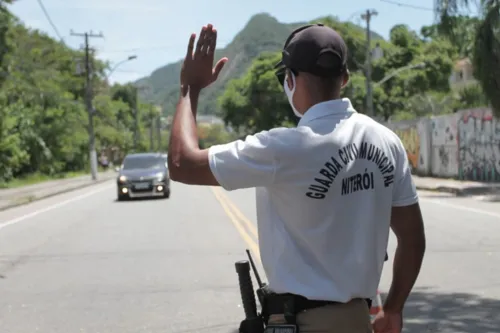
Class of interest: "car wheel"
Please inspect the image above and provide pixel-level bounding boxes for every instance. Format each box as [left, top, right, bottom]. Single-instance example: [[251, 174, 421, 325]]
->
[[117, 192, 128, 201], [163, 188, 170, 199]]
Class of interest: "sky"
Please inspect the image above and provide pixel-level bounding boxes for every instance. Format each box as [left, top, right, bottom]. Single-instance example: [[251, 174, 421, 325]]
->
[[10, 0, 438, 84]]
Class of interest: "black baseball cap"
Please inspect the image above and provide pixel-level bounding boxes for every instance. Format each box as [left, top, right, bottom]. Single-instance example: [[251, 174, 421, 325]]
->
[[275, 23, 348, 85]]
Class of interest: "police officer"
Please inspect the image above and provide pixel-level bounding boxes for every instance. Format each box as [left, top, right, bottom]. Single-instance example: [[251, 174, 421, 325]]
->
[[168, 23, 426, 333]]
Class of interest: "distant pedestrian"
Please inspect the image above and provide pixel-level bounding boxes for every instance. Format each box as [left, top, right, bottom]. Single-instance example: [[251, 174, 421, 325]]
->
[[99, 155, 109, 170]]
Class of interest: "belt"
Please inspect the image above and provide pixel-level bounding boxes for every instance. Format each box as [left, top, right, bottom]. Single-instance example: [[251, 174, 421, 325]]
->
[[264, 293, 372, 316]]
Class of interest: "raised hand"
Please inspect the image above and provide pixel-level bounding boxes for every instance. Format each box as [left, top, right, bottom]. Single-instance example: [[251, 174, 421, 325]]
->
[[180, 24, 228, 90]]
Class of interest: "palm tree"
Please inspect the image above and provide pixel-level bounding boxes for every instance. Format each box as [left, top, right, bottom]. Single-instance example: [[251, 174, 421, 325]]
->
[[434, 0, 500, 114]]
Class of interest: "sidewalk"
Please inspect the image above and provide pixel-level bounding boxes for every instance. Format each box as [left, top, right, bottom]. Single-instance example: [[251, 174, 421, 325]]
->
[[413, 175, 500, 196], [0, 171, 116, 211]]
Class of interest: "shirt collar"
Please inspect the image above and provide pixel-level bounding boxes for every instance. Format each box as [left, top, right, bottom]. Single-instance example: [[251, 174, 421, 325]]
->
[[298, 98, 357, 126]]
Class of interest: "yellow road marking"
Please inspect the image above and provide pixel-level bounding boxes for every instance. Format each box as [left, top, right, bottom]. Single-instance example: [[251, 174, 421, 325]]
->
[[210, 187, 261, 261], [213, 187, 258, 238]]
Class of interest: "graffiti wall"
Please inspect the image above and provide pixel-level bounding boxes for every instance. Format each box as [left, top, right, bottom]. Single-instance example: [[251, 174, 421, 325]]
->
[[457, 109, 500, 181], [384, 107, 500, 182], [386, 120, 430, 175], [394, 126, 420, 170], [430, 115, 459, 177]]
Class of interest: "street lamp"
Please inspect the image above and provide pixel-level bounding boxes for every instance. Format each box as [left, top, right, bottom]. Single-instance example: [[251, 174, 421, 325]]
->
[[366, 62, 425, 118], [106, 55, 138, 80], [374, 62, 426, 87]]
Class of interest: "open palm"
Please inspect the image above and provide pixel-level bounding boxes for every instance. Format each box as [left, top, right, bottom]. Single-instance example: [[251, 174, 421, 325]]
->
[[180, 24, 228, 90]]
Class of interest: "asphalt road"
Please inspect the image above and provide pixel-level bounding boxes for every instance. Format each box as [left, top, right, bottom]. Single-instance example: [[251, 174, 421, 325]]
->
[[0, 181, 499, 333]]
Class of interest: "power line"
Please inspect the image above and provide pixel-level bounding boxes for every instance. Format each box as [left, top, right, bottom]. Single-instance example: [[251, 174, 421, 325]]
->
[[379, 0, 433, 11], [380, 0, 478, 16], [36, 0, 65, 42]]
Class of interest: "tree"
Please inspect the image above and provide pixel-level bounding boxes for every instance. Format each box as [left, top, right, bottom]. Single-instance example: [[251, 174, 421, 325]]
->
[[434, 0, 500, 114], [219, 52, 296, 134], [421, 15, 480, 58], [198, 123, 237, 148], [0, 6, 158, 183], [220, 20, 457, 130], [369, 24, 455, 120], [219, 16, 380, 133]]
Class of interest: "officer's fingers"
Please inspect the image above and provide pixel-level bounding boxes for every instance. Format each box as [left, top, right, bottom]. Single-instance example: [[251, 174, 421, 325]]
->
[[372, 317, 391, 333], [186, 33, 196, 57], [195, 26, 207, 55], [212, 57, 228, 80], [207, 27, 217, 56], [201, 24, 214, 55]]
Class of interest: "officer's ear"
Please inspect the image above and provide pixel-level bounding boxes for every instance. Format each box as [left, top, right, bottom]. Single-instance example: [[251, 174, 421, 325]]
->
[[341, 69, 350, 89], [285, 69, 294, 90]]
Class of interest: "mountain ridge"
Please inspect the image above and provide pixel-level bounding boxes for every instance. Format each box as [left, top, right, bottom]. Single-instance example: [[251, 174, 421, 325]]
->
[[135, 13, 384, 115]]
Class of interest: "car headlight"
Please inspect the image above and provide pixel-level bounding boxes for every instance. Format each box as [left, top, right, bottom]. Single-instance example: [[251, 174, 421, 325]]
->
[[155, 172, 165, 181], [118, 175, 127, 183]]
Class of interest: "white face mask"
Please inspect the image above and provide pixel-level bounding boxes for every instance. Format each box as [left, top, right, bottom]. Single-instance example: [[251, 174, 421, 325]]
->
[[284, 72, 302, 118]]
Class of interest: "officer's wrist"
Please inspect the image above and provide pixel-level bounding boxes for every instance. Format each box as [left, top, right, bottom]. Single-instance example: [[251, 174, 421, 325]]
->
[[383, 299, 404, 313]]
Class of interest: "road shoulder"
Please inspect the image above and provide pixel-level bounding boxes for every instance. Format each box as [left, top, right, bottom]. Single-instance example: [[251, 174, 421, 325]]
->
[[0, 172, 116, 211]]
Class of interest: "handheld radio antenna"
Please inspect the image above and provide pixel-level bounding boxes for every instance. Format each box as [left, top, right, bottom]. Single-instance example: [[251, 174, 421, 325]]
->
[[246, 249, 264, 288]]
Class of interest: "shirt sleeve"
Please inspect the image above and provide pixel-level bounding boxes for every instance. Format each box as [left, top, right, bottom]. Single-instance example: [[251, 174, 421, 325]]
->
[[392, 142, 419, 207], [208, 131, 277, 191]]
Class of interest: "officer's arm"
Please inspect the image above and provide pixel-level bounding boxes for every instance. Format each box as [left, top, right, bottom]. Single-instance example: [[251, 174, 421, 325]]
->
[[167, 85, 218, 186], [168, 86, 277, 189], [384, 145, 426, 313], [385, 203, 425, 313]]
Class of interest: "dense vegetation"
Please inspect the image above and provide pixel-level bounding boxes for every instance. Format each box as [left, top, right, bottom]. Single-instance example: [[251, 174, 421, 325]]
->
[[218, 15, 489, 134], [0, 5, 167, 184], [434, 0, 500, 115]]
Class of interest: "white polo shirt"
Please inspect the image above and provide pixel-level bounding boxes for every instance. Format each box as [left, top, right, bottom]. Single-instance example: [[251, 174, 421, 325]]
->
[[208, 98, 418, 302]]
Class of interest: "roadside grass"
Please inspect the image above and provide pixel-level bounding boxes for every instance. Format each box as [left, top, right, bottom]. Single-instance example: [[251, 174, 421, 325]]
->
[[0, 169, 109, 189]]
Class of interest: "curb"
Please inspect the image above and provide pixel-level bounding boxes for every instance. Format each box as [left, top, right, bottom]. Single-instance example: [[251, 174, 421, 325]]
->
[[416, 185, 463, 195], [416, 185, 500, 197], [0, 176, 115, 212]]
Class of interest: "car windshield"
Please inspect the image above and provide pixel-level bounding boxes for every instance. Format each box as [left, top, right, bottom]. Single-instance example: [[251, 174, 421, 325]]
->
[[122, 156, 163, 170]]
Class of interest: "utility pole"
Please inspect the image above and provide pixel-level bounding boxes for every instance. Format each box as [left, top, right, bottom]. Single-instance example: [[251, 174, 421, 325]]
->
[[361, 9, 377, 118], [149, 105, 154, 151], [156, 110, 162, 153], [133, 85, 150, 152], [133, 86, 139, 151], [71, 30, 104, 181]]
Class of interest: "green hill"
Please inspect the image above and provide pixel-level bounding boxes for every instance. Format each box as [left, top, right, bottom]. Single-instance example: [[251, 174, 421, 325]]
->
[[135, 13, 383, 116]]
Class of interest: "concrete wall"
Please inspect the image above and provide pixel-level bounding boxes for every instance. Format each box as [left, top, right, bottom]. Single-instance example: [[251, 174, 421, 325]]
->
[[384, 107, 500, 182]]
